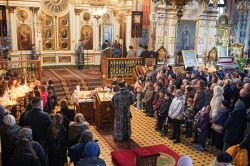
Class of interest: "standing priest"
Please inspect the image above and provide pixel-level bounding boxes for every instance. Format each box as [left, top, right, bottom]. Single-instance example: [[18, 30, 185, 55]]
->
[[75, 40, 84, 70], [112, 81, 135, 141]]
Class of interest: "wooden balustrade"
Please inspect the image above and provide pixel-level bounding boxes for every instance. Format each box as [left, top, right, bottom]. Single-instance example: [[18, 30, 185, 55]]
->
[[0, 60, 42, 82], [101, 57, 143, 83]]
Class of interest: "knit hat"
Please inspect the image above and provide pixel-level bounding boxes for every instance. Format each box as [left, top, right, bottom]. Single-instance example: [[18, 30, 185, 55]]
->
[[217, 152, 233, 163], [19, 128, 33, 141], [222, 100, 230, 108], [48, 80, 54, 85], [0, 105, 6, 116], [186, 86, 193, 93], [3, 115, 15, 126], [84, 141, 100, 157], [177, 155, 193, 166]]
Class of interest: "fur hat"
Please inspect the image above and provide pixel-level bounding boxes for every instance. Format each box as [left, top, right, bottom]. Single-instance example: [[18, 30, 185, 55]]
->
[[217, 152, 233, 163], [3, 115, 15, 126], [222, 100, 230, 108]]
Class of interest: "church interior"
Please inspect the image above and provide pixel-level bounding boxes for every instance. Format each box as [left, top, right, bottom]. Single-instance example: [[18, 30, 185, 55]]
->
[[0, 0, 250, 166]]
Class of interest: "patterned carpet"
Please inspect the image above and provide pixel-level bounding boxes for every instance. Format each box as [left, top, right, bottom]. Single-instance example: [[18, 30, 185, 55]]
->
[[63, 105, 217, 166]]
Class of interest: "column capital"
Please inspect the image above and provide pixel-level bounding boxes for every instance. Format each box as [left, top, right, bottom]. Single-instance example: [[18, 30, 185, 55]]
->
[[30, 7, 40, 14], [8, 7, 16, 13], [74, 9, 81, 15]]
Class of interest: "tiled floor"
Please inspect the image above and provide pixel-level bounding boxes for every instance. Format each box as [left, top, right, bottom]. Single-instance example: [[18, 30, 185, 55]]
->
[[62, 105, 217, 166]]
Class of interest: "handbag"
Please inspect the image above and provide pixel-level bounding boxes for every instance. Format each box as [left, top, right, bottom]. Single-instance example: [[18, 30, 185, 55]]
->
[[211, 123, 223, 134]]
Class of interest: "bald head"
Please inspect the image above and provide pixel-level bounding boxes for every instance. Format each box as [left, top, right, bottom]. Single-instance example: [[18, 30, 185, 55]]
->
[[240, 89, 247, 98], [244, 83, 250, 91]]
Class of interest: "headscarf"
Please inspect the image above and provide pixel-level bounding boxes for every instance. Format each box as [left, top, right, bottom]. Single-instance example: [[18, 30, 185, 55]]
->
[[177, 155, 193, 166]]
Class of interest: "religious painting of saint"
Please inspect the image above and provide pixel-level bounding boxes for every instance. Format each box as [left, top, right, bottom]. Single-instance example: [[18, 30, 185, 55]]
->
[[83, 12, 91, 22], [62, 42, 68, 49], [46, 18, 52, 26], [176, 22, 196, 54], [81, 25, 93, 50], [61, 29, 67, 39], [45, 29, 52, 38], [102, 13, 110, 24], [17, 24, 32, 50], [18, 10, 28, 21], [134, 15, 141, 24], [61, 19, 67, 26], [137, 28, 148, 46], [218, 46, 228, 58], [182, 50, 198, 68], [46, 42, 52, 49]]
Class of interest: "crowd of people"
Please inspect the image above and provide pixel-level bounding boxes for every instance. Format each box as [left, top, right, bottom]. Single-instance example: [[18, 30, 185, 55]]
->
[[0, 77, 106, 166]]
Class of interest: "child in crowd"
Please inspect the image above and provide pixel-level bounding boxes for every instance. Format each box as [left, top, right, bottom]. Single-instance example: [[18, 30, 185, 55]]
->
[[183, 98, 195, 138], [154, 89, 165, 120], [185, 86, 194, 100], [143, 83, 155, 117], [193, 105, 211, 151], [157, 92, 172, 137]]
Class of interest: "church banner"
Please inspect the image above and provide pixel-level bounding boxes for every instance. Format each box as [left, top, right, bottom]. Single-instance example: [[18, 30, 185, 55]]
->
[[131, 11, 143, 38], [0, 6, 7, 37]]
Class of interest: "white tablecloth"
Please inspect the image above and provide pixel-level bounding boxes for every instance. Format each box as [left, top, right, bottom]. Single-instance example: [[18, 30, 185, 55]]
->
[[71, 93, 96, 109]]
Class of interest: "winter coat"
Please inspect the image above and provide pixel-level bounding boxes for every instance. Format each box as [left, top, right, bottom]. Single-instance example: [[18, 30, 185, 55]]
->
[[10, 154, 42, 166], [223, 85, 233, 103], [0, 125, 21, 165], [232, 87, 241, 107], [194, 90, 206, 109], [204, 90, 213, 107], [196, 109, 210, 137], [134, 81, 144, 93], [30, 140, 47, 166], [168, 95, 185, 120], [184, 105, 195, 122], [226, 144, 248, 166], [68, 121, 89, 147], [246, 91, 250, 109], [143, 88, 155, 103], [48, 86, 57, 98], [213, 107, 231, 126], [57, 107, 75, 130], [24, 108, 51, 142], [154, 97, 164, 111], [68, 143, 88, 166], [158, 98, 172, 117], [210, 86, 224, 119], [76, 156, 106, 166], [223, 100, 247, 145], [41, 92, 48, 109]]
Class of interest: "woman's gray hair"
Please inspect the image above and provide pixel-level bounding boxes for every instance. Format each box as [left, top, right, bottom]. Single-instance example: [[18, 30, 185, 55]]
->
[[217, 80, 224, 87]]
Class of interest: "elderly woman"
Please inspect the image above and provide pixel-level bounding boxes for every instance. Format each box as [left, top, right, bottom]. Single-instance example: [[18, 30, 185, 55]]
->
[[68, 113, 89, 148], [57, 99, 75, 130], [68, 129, 94, 166]]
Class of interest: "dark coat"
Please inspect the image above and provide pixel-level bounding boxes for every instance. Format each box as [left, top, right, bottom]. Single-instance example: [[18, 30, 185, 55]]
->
[[158, 98, 172, 117], [57, 108, 75, 130], [68, 143, 87, 165], [194, 90, 206, 109], [10, 153, 41, 166], [31, 141, 47, 166], [232, 87, 241, 107], [246, 91, 250, 109], [223, 100, 247, 145], [204, 90, 213, 107], [24, 108, 51, 142], [213, 107, 231, 126], [223, 85, 233, 103], [196, 111, 209, 137], [47, 86, 57, 98], [184, 105, 195, 122], [76, 157, 106, 166]]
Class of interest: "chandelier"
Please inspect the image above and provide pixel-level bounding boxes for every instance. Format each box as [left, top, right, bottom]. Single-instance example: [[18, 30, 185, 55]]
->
[[89, 7, 107, 25], [152, 0, 211, 24]]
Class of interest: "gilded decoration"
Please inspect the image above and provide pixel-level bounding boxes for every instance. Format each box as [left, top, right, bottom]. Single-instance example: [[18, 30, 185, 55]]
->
[[41, 0, 70, 15], [43, 57, 56, 63], [102, 13, 111, 24], [230, 43, 244, 59], [58, 13, 71, 50], [59, 56, 71, 63], [17, 24, 32, 50], [17, 9, 29, 21], [215, 14, 231, 47], [81, 25, 93, 50], [43, 15, 55, 50], [83, 12, 91, 22]]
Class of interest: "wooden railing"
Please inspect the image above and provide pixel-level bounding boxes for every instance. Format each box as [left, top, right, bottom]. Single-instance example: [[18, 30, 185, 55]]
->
[[0, 60, 42, 82], [101, 57, 143, 80]]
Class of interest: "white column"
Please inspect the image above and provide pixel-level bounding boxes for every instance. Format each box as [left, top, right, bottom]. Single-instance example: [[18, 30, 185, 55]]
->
[[126, 14, 132, 50], [9, 7, 17, 51], [75, 9, 81, 42]]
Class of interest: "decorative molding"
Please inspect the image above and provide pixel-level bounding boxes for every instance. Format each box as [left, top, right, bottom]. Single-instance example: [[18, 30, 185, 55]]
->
[[74, 9, 81, 15], [9, 7, 16, 13]]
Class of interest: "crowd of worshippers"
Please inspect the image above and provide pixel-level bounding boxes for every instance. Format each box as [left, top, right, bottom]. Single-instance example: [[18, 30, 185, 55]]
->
[[0, 80, 106, 166], [112, 65, 250, 157], [101, 39, 151, 58]]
